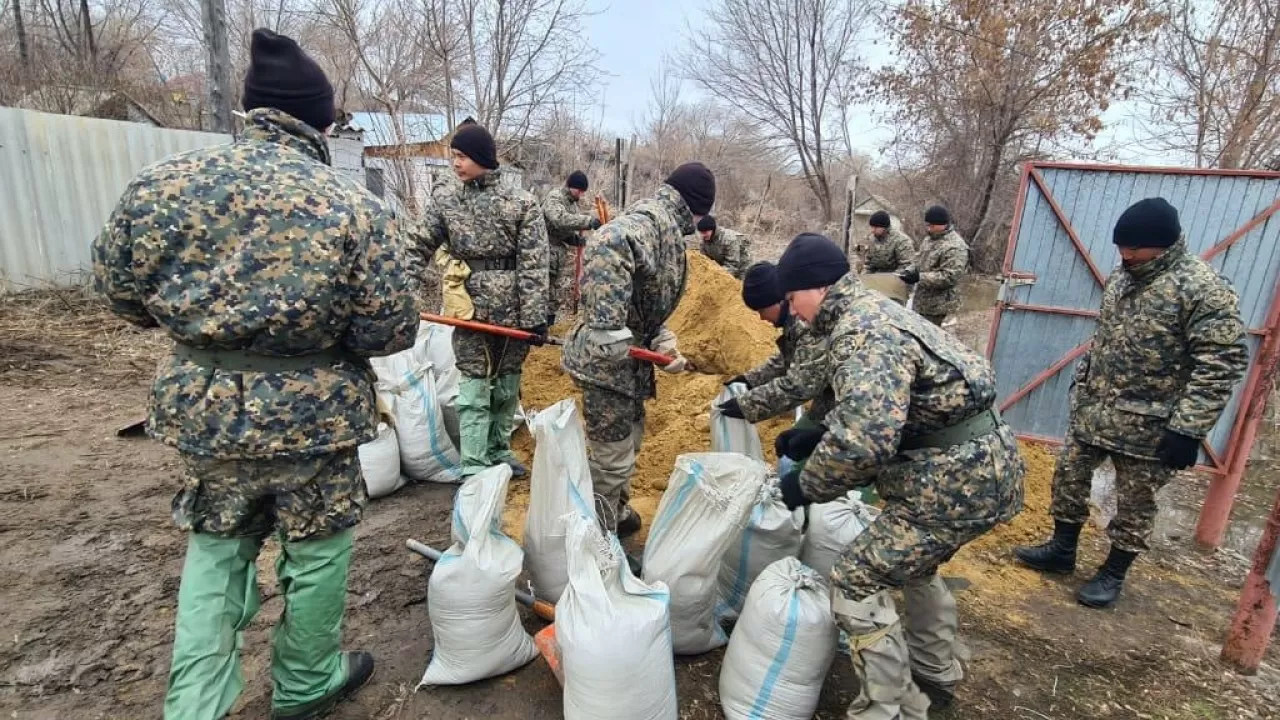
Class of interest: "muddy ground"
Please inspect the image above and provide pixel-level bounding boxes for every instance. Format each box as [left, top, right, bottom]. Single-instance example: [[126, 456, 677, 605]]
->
[[1, 287, 1278, 720]]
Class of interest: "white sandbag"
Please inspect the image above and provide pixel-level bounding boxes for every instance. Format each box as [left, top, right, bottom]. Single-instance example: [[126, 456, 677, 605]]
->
[[710, 383, 764, 461], [719, 557, 838, 720], [716, 479, 804, 621], [420, 465, 538, 686], [359, 421, 404, 498], [559, 514, 678, 720], [524, 400, 597, 602], [1089, 458, 1117, 529], [389, 367, 462, 484], [643, 453, 767, 654], [800, 492, 880, 581], [417, 321, 460, 407]]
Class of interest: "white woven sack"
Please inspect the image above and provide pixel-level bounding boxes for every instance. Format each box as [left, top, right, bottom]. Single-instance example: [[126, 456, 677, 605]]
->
[[710, 383, 764, 461], [420, 465, 538, 686], [524, 400, 596, 602], [720, 557, 838, 720], [386, 366, 462, 484], [800, 492, 880, 581], [559, 514, 678, 720], [359, 421, 404, 498], [716, 479, 804, 621], [642, 453, 767, 654], [416, 321, 460, 407]]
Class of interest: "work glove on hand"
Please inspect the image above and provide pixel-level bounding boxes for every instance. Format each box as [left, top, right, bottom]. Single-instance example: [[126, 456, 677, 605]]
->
[[660, 353, 689, 374], [589, 217, 603, 230], [777, 467, 810, 510], [1156, 430, 1200, 470], [898, 267, 921, 285], [724, 374, 750, 388], [523, 324, 549, 346], [649, 326, 679, 356], [776, 426, 827, 461], [717, 398, 745, 419]]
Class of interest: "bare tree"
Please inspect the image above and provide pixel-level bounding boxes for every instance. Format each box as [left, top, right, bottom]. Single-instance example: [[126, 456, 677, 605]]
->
[[12, 0, 31, 71], [1138, 0, 1280, 168], [201, 0, 232, 132], [414, 0, 462, 129], [684, 0, 869, 222]]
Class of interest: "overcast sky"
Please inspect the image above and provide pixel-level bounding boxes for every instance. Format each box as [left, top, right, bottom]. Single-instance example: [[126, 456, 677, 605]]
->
[[582, 0, 1165, 166]]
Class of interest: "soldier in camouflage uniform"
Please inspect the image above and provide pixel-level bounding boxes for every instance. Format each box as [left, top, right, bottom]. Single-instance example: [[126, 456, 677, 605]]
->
[[1016, 198, 1246, 608], [92, 29, 417, 720], [857, 210, 916, 277], [413, 122, 549, 478], [899, 205, 968, 326], [562, 163, 714, 538], [773, 233, 1025, 718], [542, 171, 601, 318], [696, 215, 751, 279]]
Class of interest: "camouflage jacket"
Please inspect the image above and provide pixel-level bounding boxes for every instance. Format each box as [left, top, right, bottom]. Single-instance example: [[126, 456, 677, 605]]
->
[[700, 227, 751, 279], [542, 186, 595, 248], [738, 316, 835, 424], [912, 228, 969, 316], [414, 170, 549, 329], [1071, 241, 1247, 460], [92, 109, 419, 460], [562, 184, 693, 398], [800, 273, 1024, 528], [858, 227, 916, 274]]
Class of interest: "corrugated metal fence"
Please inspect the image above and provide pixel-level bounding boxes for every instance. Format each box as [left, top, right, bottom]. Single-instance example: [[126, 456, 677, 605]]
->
[[0, 108, 228, 290]]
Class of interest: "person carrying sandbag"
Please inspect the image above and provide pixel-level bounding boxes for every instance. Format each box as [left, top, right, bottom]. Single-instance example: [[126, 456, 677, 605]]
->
[[93, 29, 419, 720], [772, 232, 1025, 718], [411, 121, 550, 479]]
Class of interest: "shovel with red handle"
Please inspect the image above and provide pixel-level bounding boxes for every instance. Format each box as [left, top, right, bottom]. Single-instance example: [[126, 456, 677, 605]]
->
[[420, 313, 685, 369]]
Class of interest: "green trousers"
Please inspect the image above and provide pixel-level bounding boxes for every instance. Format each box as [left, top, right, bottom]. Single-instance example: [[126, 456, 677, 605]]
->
[[457, 373, 521, 476], [163, 529, 353, 719]]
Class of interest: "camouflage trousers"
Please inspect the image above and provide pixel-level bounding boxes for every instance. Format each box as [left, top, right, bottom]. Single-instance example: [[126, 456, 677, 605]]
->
[[548, 242, 573, 309], [831, 506, 991, 719], [580, 383, 646, 528], [173, 448, 365, 542], [452, 326, 530, 379], [1051, 436, 1174, 553]]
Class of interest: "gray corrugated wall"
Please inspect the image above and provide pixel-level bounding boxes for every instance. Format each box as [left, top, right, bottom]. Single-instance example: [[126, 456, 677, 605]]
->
[[993, 165, 1280, 460]]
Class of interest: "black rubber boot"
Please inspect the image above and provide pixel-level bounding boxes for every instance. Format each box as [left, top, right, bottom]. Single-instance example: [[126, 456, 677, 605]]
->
[[912, 673, 956, 710], [1076, 547, 1138, 609], [272, 651, 375, 720], [506, 459, 528, 478], [615, 506, 642, 539], [1013, 520, 1081, 574]]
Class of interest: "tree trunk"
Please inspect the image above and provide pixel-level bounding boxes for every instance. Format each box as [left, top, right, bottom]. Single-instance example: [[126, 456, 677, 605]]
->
[[13, 0, 30, 71], [201, 0, 234, 133], [79, 0, 96, 65], [973, 131, 1010, 247]]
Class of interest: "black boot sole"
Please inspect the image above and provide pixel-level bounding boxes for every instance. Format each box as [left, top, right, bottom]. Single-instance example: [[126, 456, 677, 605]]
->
[[272, 661, 376, 720], [1012, 550, 1076, 575], [1076, 592, 1120, 609]]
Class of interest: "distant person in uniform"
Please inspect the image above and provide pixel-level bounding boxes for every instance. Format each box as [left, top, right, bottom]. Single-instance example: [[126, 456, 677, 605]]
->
[[859, 210, 915, 274], [1015, 198, 1246, 608], [899, 205, 968, 326], [542, 170, 601, 321], [93, 29, 418, 719], [696, 214, 751, 278]]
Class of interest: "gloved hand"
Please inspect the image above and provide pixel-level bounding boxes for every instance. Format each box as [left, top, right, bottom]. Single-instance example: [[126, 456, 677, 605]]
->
[[523, 324, 549, 346], [649, 326, 679, 356], [776, 426, 827, 461], [777, 468, 809, 510], [1156, 430, 1200, 470], [660, 353, 689, 374], [718, 398, 745, 419], [898, 267, 921, 285], [724, 374, 750, 388], [589, 217, 603, 230]]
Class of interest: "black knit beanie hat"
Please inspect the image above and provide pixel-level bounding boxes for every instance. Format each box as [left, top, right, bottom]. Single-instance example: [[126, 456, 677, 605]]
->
[[665, 162, 716, 216], [742, 262, 784, 310], [567, 171, 589, 191], [697, 215, 717, 233], [242, 29, 335, 132], [1113, 197, 1181, 248], [777, 233, 851, 293], [869, 210, 891, 229], [450, 122, 499, 170], [924, 205, 951, 226]]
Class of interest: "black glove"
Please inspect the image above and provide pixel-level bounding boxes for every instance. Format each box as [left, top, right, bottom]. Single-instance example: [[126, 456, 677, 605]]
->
[[778, 468, 809, 510], [1156, 430, 1199, 470], [589, 217, 603, 230], [564, 233, 587, 248], [718, 398, 745, 420], [899, 267, 921, 285], [523, 324, 549, 346], [724, 374, 750, 388], [546, 312, 557, 328], [776, 427, 827, 461]]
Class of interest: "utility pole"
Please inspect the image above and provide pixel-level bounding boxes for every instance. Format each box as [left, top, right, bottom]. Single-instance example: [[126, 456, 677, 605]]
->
[[13, 0, 30, 72], [201, 0, 234, 133]]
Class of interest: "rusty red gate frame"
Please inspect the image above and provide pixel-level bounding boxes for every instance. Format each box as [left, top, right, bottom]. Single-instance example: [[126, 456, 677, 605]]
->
[[988, 161, 1280, 671]]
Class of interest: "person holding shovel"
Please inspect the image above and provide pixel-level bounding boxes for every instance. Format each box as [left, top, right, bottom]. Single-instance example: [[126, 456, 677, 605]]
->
[[413, 121, 550, 478]]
